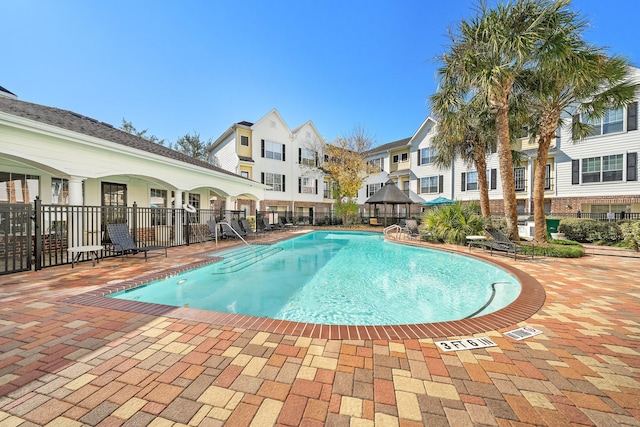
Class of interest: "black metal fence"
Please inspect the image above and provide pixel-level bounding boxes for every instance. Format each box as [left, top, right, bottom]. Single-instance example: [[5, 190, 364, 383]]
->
[[2, 199, 639, 275], [0, 199, 247, 273], [0, 203, 32, 275]]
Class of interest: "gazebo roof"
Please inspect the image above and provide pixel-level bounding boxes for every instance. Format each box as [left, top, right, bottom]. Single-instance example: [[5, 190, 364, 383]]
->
[[365, 179, 413, 204]]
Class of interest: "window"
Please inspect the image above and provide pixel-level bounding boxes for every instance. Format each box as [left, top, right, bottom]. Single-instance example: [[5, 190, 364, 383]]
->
[[299, 177, 317, 194], [240, 135, 249, 146], [102, 182, 127, 207], [367, 183, 382, 196], [263, 173, 284, 192], [188, 193, 201, 209], [102, 182, 127, 226], [0, 172, 39, 204], [150, 188, 167, 208], [150, 188, 168, 225], [419, 147, 436, 165], [582, 108, 624, 136], [51, 178, 68, 205], [466, 171, 478, 191], [241, 171, 249, 179], [367, 158, 383, 172], [514, 167, 527, 192], [392, 154, 399, 164], [420, 176, 439, 194], [299, 148, 316, 167], [262, 139, 285, 161], [544, 164, 552, 190], [401, 152, 408, 162], [603, 154, 623, 182], [582, 155, 623, 183]]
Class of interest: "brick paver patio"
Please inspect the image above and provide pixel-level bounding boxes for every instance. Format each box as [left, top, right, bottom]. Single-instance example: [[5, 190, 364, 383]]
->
[[0, 229, 638, 426]]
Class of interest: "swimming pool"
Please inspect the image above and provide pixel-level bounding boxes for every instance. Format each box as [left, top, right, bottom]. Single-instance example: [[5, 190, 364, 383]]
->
[[110, 231, 521, 325]]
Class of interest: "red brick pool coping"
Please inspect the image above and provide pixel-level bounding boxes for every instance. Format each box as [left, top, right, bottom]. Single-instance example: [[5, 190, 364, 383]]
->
[[63, 242, 545, 340]]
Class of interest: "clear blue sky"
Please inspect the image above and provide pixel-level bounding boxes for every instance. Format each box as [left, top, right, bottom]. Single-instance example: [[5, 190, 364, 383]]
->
[[2, 0, 638, 146]]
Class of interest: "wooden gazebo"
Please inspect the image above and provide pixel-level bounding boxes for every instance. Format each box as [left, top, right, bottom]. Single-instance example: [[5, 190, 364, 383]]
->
[[364, 179, 413, 226]]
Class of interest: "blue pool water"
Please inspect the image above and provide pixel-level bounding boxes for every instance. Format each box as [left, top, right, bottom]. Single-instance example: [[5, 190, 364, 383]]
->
[[110, 231, 521, 325]]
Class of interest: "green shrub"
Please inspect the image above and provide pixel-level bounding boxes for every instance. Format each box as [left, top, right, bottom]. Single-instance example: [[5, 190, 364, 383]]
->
[[516, 240, 584, 258], [620, 221, 640, 251], [421, 202, 485, 245], [542, 244, 585, 258], [558, 218, 598, 242]]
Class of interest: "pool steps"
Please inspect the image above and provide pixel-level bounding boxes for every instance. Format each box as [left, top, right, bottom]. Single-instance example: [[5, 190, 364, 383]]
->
[[210, 244, 283, 273]]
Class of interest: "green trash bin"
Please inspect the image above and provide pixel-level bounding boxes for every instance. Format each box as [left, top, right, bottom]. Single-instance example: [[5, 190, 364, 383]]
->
[[546, 218, 561, 239]]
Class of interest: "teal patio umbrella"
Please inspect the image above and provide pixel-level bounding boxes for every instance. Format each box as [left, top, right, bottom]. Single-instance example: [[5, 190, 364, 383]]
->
[[421, 196, 455, 207]]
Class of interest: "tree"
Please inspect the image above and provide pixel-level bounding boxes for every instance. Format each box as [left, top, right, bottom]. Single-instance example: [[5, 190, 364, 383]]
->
[[521, 23, 638, 241], [120, 118, 166, 145], [429, 91, 497, 218], [435, 0, 571, 240], [173, 132, 214, 161], [320, 126, 375, 225]]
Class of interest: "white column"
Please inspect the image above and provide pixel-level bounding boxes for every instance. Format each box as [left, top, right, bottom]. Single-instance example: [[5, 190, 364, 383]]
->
[[68, 176, 85, 246], [528, 157, 534, 214], [174, 191, 184, 244], [68, 176, 85, 205], [225, 196, 232, 219]]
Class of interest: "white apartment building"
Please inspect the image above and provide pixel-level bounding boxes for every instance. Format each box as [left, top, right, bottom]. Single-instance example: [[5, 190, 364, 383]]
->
[[360, 88, 640, 222], [209, 109, 334, 223]]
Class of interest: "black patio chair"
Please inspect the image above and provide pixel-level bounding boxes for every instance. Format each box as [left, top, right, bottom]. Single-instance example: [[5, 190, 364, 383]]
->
[[106, 223, 167, 261]]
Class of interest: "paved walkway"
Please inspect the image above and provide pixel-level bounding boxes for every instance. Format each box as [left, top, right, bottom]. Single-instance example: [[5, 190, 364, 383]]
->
[[0, 230, 638, 426]]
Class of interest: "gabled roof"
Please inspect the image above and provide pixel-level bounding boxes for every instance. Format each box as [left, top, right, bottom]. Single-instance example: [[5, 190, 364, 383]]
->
[[0, 97, 243, 179], [366, 137, 411, 156], [0, 86, 17, 99]]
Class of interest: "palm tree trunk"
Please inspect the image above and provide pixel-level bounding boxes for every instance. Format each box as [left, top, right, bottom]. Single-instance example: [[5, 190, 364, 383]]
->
[[495, 106, 519, 240], [533, 138, 551, 243], [474, 143, 491, 218]]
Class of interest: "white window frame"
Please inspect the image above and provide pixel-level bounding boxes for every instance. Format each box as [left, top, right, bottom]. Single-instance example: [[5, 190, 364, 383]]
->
[[300, 177, 316, 194], [514, 166, 527, 192], [401, 152, 408, 162], [420, 176, 439, 194], [420, 147, 436, 165], [265, 173, 284, 192], [240, 135, 249, 146], [582, 154, 623, 183], [265, 140, 283, 160], [368, 183, 382, 197], [300, 149, 316, 167], [367, 158, 383, 172], [466, 171, 478, 191], [583, 108, 624, 136]]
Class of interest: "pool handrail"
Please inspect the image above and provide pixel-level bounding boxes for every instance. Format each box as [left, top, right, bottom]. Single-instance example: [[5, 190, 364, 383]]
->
[[219, 221, 252, 249]]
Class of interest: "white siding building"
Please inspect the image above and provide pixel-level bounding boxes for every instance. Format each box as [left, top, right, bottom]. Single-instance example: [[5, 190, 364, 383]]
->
[[210, 109, 333, 223]]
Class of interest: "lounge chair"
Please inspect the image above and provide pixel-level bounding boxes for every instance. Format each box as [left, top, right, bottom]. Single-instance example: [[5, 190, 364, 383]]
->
[[230, 219, 248, 238], [404, 219, 421, 240], [241, 218, 262, 239], [220, 221, 238, 239], [278, 217, 290, 230], [262, 217, 277, 232], [106, 223, 167, 261], [480, 227, 533, 260]]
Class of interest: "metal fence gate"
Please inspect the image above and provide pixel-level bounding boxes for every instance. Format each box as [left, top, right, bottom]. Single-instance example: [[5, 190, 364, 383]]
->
[[0, 203, 33, 275]]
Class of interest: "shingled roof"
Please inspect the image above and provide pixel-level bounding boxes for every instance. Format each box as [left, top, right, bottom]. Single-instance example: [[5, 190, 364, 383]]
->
[[0, 96, 243, 179], [366, 137, 411, 155]]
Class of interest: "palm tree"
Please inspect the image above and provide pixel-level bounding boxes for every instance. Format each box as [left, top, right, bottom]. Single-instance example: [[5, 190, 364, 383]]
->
[[521, 14, 638, 242], [435, 0, 571, 240], [429, 91, 496, 218]]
